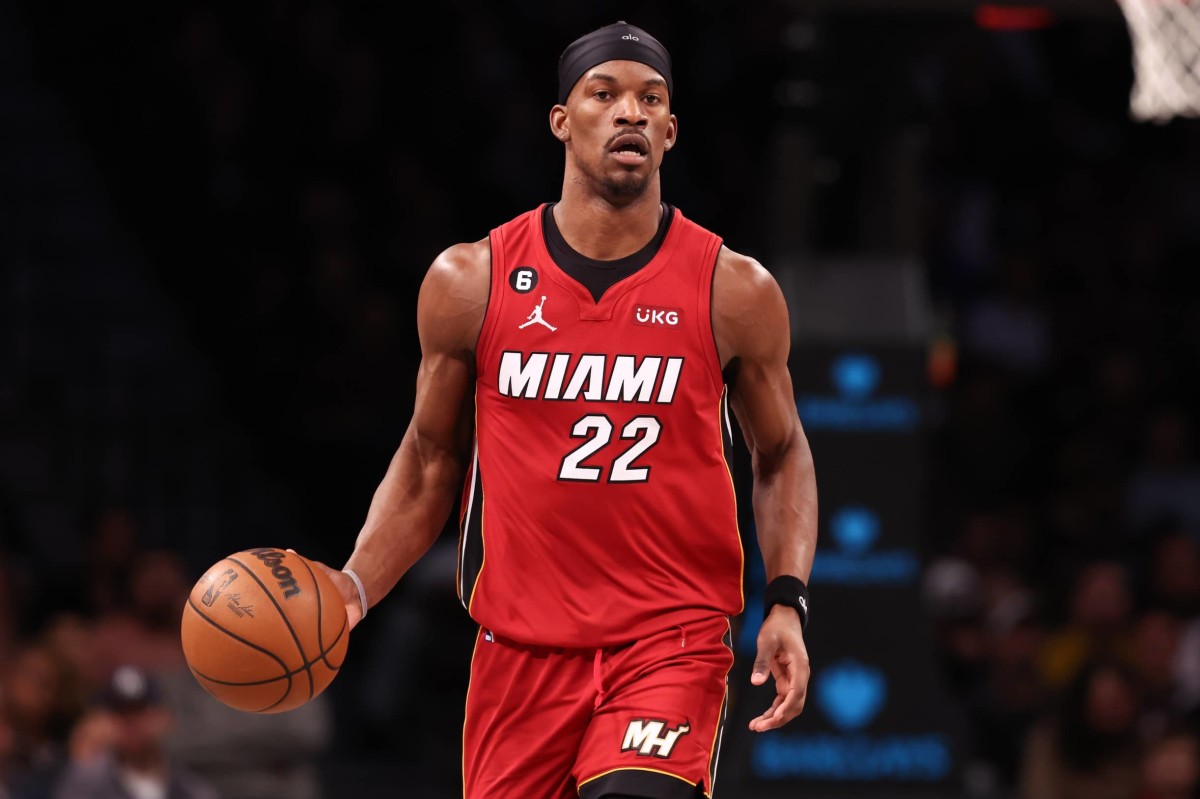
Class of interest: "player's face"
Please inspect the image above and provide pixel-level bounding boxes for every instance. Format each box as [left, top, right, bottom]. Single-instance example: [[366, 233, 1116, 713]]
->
[[555, 60, 678, 200]]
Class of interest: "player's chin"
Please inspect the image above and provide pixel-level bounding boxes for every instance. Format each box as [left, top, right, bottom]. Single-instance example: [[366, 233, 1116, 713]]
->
[[601, 171, 651, 199]]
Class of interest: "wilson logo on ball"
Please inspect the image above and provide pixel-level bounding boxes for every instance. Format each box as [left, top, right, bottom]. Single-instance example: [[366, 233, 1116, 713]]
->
[[248, 548, 302, 599]]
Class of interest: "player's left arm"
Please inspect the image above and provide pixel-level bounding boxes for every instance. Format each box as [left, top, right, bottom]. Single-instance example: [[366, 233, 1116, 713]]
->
[[712, 246, 818, 733]]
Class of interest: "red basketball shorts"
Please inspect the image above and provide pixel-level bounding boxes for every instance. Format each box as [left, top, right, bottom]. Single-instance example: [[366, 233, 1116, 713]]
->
[[462, 615, 735, 799]]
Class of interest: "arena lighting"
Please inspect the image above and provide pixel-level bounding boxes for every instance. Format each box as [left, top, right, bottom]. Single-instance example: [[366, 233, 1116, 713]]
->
[[975, 3, 1056, 30]]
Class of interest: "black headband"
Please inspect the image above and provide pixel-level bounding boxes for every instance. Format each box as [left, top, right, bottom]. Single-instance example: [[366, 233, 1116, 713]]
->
[[557, 21, 673, 105]]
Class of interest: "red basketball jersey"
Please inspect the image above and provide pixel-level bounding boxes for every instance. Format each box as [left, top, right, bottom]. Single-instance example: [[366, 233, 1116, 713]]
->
[[457, 205, 743, 648]]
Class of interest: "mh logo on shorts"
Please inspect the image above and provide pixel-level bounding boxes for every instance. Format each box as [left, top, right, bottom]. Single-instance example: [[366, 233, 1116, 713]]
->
[[621, 719, 690, 758]]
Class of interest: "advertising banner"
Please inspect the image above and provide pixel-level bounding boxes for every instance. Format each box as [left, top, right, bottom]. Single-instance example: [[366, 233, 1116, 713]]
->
[[721, 343, 968, 798]]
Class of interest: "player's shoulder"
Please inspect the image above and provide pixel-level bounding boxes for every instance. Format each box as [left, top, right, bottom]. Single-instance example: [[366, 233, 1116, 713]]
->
[[418, 238, 491, 352], [425, 237, 491, 289], [713, 245, 784, 307], [711, 245, 790, 364]]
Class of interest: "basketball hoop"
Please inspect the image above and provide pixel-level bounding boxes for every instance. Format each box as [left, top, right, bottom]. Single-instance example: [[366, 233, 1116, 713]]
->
[[1116, 0, 1200, 122]]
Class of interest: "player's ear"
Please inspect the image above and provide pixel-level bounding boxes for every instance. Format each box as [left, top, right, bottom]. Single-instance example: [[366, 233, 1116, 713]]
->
[[549, 104, 570, 142], [663, 114, 678, 152]]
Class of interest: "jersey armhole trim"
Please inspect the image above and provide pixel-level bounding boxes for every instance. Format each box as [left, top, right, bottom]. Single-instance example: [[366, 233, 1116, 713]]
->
[[698, 237, 726, 396], [475, 228, 504, 366]]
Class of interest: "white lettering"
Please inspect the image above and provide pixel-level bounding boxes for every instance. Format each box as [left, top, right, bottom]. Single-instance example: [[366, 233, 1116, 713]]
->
[[656, 357, 684, 403], [544, 353, 572, 399], [562, 354, 606, 401], [622, 720, 691, 758], [498, 352, 547, 398], [605, 356, 662, 403], [497, 352, 685, 404], [632, 305, 683, 327]]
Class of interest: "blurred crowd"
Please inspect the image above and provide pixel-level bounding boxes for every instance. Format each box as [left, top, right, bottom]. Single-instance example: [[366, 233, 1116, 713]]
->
[[917, 12, 1200, 799], [5, 1, 1200, 799], [0, 548, 330, 799], [0, 511, 333, 799]]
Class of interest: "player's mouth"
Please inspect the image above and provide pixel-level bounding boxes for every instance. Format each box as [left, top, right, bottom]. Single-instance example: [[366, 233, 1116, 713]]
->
[[608, 133, 649, 165]]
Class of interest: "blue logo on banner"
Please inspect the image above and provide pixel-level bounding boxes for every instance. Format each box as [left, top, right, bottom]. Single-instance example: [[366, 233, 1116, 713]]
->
[[817, 660, 887, 731], [831, 354, 881, 401], [752, 733, 953, 782], [750, 658, 954, 782], [810, 507, 919, 586], [830, 507, 879, 554], [796, 352, 920, 432]]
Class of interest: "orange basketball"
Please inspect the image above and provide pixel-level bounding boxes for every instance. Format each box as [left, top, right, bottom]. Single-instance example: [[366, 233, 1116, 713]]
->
[[180, 547, 349, 714]]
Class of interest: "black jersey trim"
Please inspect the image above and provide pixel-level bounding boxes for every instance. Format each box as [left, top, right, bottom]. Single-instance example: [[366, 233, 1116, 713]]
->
[[542, 202, 674, 303], [578, 767, 705, 799], [707, 622, 734, 793], [457, 440, 486, 611]]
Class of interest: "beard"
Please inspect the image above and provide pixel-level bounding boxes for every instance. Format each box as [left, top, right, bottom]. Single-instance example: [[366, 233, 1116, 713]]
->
[[600, 169, 650, 199], [572, 149, 653, 202]]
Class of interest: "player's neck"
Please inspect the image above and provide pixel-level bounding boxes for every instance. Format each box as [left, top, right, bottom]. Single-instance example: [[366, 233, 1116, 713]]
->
[[552, 187, 664, 262]]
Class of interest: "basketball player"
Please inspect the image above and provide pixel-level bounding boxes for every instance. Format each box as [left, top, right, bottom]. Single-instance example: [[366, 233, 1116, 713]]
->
[[312, 21, 818, 799]]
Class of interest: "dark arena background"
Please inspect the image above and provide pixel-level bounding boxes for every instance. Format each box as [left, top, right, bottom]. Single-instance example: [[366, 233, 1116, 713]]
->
[[4, 1, 1200, 798]]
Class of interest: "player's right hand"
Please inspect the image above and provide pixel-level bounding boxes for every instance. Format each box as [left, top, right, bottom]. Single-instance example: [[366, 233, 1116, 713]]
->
[[289, 550, 365, 630], [748, 604, 810, 732]]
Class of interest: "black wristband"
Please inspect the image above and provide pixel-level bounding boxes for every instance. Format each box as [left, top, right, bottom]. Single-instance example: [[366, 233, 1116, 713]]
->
[[763, 575, 809, 630]]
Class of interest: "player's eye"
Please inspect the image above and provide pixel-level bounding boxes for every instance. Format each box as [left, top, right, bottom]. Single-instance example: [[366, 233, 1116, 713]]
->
[[593, 90, 612, 101], [643, 94, 662, 105]]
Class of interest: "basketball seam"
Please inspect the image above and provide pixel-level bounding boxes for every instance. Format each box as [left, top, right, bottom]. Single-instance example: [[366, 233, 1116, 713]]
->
[[189, 635, 348, 685], [322, 617, 348, 670], [184, 601, 348, 687], [185, 616, 349, 686], [294, 556, 345, 670], [184, 598, 294, 712], [227, 555, 315, 702]]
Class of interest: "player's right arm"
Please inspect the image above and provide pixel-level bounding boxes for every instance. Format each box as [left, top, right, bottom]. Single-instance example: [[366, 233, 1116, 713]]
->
[[317, 239, 490, 629]]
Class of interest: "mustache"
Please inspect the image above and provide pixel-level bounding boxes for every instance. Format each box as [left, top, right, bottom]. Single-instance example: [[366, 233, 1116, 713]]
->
[[605, 130, 651, 150]]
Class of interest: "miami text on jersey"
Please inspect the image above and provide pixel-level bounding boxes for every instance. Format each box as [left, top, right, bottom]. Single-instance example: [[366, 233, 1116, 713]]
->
[[498, 351, 684, 403]]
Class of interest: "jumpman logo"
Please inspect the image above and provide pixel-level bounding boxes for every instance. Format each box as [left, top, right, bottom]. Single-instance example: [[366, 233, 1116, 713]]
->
[[519, 295, 557, 332]]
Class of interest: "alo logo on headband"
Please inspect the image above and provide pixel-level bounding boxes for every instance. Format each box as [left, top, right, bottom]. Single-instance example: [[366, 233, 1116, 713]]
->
[[622, 33, 640, 41]]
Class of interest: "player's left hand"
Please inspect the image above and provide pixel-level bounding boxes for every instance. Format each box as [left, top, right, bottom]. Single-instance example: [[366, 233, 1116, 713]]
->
[[748, 604, 810, 732]]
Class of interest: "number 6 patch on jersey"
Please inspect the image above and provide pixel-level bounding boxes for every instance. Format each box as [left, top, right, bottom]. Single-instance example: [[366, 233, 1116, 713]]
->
[[509, 266, 538, 293]]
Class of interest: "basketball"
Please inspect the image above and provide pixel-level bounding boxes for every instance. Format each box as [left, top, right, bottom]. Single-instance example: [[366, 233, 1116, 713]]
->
[[180, 547, 349, 714]]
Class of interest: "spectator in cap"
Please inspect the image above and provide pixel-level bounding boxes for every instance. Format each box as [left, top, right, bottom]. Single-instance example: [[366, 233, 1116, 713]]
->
[[52, 664, 217, 799]]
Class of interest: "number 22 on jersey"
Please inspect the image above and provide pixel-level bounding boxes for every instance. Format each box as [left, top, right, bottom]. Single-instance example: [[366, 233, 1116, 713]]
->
[[558, 415, 661, 483]]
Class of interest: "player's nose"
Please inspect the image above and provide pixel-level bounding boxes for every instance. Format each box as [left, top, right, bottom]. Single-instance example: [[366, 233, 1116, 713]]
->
[[613, 94, 649, 127]]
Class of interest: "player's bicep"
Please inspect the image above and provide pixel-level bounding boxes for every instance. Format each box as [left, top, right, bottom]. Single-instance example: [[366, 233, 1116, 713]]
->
[[716, 253, 801, 461], [410, 350, 476, 461], [729, 358, 799, 464], [408, 243, 488, 462]]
